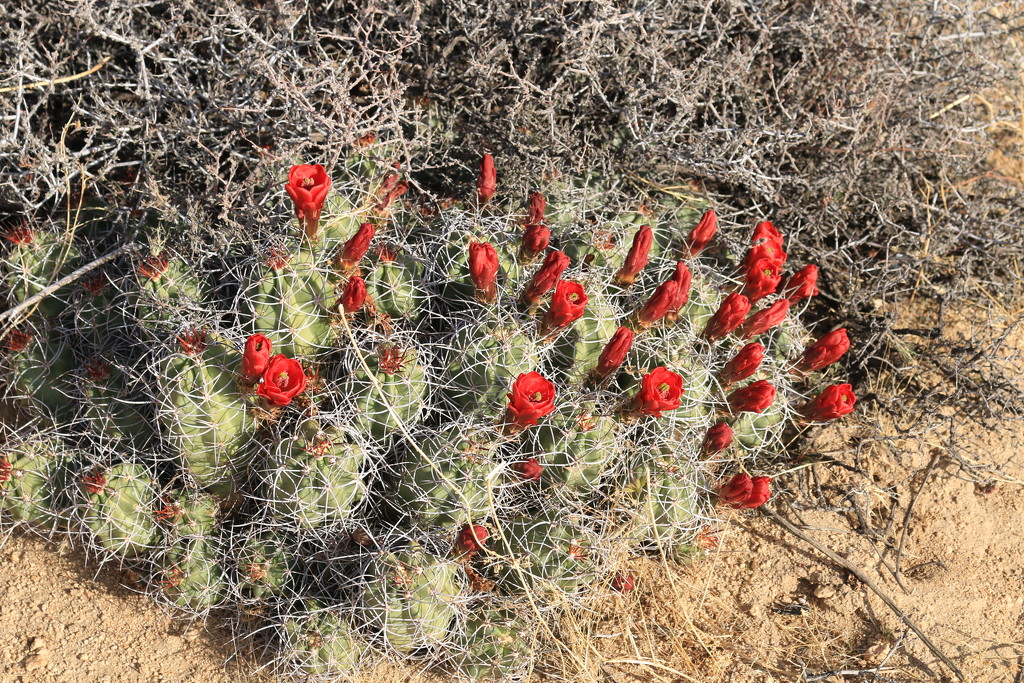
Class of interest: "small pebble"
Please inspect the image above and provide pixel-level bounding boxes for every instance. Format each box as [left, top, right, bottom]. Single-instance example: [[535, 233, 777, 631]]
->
[[24, 651, 50, 671], [813, 584, 836, 599]]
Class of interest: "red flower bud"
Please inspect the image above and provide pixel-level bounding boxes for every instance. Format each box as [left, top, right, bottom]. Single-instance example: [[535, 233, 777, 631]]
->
[[629, 366, 684, 418], [795, 329, 850, 374], [781, 264, 820, 302], [468, 242, 500, 304], [285, 164, 331, 240], [751, 221, 784, 251], [527, 191, 546, 224], [670, 261, 693, 309], [540, 280, 588, 335], [739, 299, 791, 338], [611, 571, 636, 592], [801, 383, 856, 422], [718, 473, 771, 509], [727, 379, 776, 414], [742, 240, 787, 273], [521, 250, 570, 306], [503, 371, 557, 431], [338, 222, 375, 271], [636, 279, 680, 328], [615, 225, 653, 286], [701, 422, 734, 457], [514, 457, 543, 481], [719, 343, 764, 386], [257, 355, 307, 406], [684, 209, 717, 256], [477, 154, 497, 204], [592, 326, 634, 381], [376, 179, 409, 211], [521, 223, 551, 260], [455, 524, 489, 555], [240, 334, 272, 382], [340, 275, 367, 314], [702, 293, 751, 340], [741, 257, 783, 302]]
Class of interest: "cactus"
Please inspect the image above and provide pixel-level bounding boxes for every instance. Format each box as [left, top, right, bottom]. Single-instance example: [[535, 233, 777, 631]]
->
[[236, 530, 294, 600], [346, 342, 430, 442], [80, 462, 163, 559], [1, 226, 80, 319], [0, 438, 73, 528], [454, 608, 532, 681], [160, 536, 227, 610], [281, 601, 367, 677]]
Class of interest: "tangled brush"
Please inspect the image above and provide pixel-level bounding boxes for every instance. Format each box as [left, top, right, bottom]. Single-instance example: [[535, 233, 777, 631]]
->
[[0, 136, 855, 681]]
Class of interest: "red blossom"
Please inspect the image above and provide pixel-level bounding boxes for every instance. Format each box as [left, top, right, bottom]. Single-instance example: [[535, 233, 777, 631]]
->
[[257, 355, 306, 406], [719, 343, 764, 386], [795, 328, 850, 374], [702, 293, 751, 340], [455, 524, 489, 556], [741, 257, 783, 302], [339, 275, 367, 315], [377, 179, 409, 211], [503, 372, 557, 432], [241, 334, 272, 382], [800, 383, 856, 422], [636, 279, 680, 328], [615, 225, 653, 286], [521, 223, 551, 260], [611, 572, 636, 593], [540, 280, 588, 334], [684, 209, 717, 257], [477, 154, 497, 204], [527, 191, 546, 224], [781, 264, 820, 302], [514, 457, 543, 481], [591, 326, 634, 381], [739, 299, 791, 338], [727, 379, 776, 414], [468, 242, 499, 304], [629, 366, 684, 417], [338, 223, 375, 271], [751, 221, 784, 250], [521, 250, 570, 306], [285, 164, 331, 240], [718, 473, 771, 509], [701, 422, 734, 458]]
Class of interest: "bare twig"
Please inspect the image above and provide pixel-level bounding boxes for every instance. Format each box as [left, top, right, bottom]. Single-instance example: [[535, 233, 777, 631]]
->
[[0, 56, 111, 93]]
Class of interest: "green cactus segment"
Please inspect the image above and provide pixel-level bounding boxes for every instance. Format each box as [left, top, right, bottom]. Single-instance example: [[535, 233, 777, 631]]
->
[[282, 602, 367, 676], [0, 443, 71, 527], [363, 544, 460, 655], [348, 345, 429, 441], [492, 516, 600, 597], [731, 400, 787, 451], [363, 250, 427, 321], [317, 195, 364, 253], [552, 288, 620, 376], [264, 420, 366, 529], [6, 327, 77, 417], [161, 537, 227, 610], [443, 321, 542, 413], [394, 427, 499, 527], [133, 257, 207, 330], [237, 532, 293, 599], [530, 413, 619, 498], [245, 249, 333, 358], [621, 461, 700, 547], [455, 609, 532, 681], [156, 489, 220, 538], [82, 463, 162, 559], [80, 365, 154, 447], [2, 229, 80, 318], [157, 339, 253, 494]]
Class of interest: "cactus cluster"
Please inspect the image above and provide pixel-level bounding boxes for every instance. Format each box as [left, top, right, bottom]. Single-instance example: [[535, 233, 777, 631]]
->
[[0, 137, 854, 680]]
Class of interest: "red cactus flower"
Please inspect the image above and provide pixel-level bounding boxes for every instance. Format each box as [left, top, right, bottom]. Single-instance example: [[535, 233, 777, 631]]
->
[[718, 473, 771, 509], [684, 209, 717, 257], [636, 279, 680, 329], [339, 275, 367, 315], [795, 328, 850, 374], [801, 383, 856, 422], [377, 178, 409, 211], [751, 221, 784, 250], [591, 326, 635, 381], [285, 164, 331, 240], [719, 343, 765, 386], [615, 225, 653, 286], [742, 257, 783, 302], [521, 223, 551, 260], [240, 334, 272, 382], [727, 379, 776, 414], [138, 255, 169, 280], [701, 422, 734, 458], [338, 223, 375, 272], [514, 457, 543, 481], [629, 366, 684, 417], [503, 371, 557, 431], [257, 355, 306, 406], [739, 299, 791, 338], [521, 250, 570, 307], [477, 154, 497, 204], [455, 524, 489, 556], [468, 241, 499, 304], [527, 191, 546, 224], [2, 329, 32, 352], [611, 571, 636, 593], [702, 292, 751, 340], [781, 264, 820, 302], [540, 280, 588, 335], [177, 328, 207, 356]]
